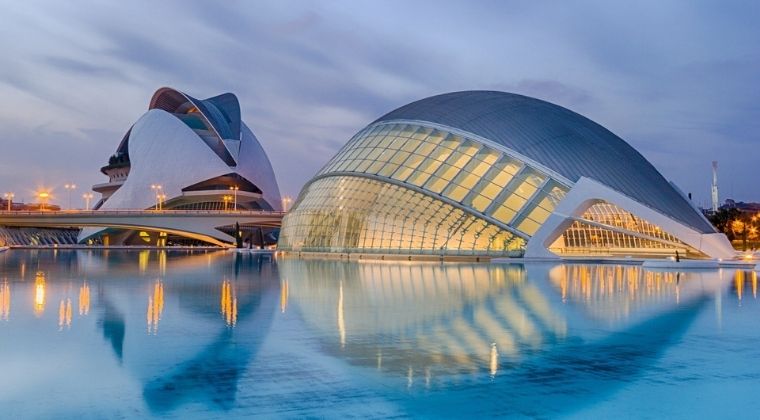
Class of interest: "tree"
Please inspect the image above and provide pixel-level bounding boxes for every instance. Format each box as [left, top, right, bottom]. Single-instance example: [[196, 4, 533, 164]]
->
[[708, 208, 760, 251], [707, 208, 741, 240]]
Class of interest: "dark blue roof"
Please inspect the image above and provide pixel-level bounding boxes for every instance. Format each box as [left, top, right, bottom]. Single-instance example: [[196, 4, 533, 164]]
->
[[149, 87, 242, 166], [375, 91, 714, 233]]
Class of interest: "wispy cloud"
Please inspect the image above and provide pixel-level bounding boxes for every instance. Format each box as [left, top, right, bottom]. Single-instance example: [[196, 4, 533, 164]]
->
[[0, 0, 758, 204]]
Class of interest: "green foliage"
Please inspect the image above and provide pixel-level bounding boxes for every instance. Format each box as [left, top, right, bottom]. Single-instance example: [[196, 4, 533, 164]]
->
[[707, 208, 741, 240]]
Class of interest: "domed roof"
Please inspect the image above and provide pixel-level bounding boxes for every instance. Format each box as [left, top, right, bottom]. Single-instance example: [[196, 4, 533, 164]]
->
[[375, 91, 714, 233]]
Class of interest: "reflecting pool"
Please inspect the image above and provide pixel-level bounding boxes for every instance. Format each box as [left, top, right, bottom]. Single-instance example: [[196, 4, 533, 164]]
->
[[0, 250, 759, 418]]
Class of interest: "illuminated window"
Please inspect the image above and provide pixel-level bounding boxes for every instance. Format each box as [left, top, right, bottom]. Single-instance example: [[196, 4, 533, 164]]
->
[[294, 121, 578, 255]]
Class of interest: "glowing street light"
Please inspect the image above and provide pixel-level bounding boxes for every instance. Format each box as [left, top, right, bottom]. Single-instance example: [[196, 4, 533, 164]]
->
[[150, 184, 162, 210], [37, 191, 50, 211], [223, 195, 232, 212], [3, 192, 14, 211], [282, 196, 292, 212], [229, 186, 239, 211], [82, 192, 94, 210], [64, 184, 77, 210]]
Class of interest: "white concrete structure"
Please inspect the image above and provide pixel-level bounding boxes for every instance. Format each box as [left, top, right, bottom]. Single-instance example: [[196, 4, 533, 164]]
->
[[280, 91, 734, 259], [711, 161, 719, 212], [525, 177, 734, 259], [80, 87, 282, 245]]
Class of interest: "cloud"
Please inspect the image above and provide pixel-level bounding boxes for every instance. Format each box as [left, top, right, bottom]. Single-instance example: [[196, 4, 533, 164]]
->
[[0, 1, 758, 205], [40, 56, 128, 81], [492, 79, 594, 109]]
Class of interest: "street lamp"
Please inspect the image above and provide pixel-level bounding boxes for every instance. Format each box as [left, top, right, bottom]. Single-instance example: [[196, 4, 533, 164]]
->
[[3, 192, 14, 211], [37, 191, 50, 211], [150, 184, 162, 210], [223, 195, 232, 212], [64, 184, 76, 210], [82, 193, 94, 210], [158, 194, 166, 211], [229, 186, 239, 211], [282, 196, 292, 212]]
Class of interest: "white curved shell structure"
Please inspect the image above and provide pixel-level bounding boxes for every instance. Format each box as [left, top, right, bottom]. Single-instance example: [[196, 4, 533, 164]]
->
[[80, 87, 281, 244]]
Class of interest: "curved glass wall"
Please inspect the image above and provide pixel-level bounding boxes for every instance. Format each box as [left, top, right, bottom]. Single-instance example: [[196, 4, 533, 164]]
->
[[580, 202, 685, 242], [317, 122, 570, 237], [279, 176, 525, 256], [549, 202, 703, 257]]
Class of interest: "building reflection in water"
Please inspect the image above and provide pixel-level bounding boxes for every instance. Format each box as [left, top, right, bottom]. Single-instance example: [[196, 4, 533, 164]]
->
[[221, 279, 237, 327], [733, 270, 758, 301], [147, 280, 164, 334], [159, 250, 167, 276], [1, 280, 9, 321], [549, 265, 690, 322], [139, 250, 150, 274], [489, 343, 498, 377], [140, 254, 279, 413], [58, 298, 72, 330], [79, 282, 90, 316], [338, 281, 345, 348], [281, 259, 728, 385], [281, 260, 567, 380], [280, 279, 288, 313], [0, 249, 747, 416], [34, 271, 46, 317]]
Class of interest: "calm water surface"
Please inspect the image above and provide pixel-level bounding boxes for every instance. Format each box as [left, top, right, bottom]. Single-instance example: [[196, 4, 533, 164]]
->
[[0, 250, 758, 418]]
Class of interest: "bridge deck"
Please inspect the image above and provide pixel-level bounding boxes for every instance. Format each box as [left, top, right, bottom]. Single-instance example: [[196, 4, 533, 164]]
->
[[0, 210, 286, 246]]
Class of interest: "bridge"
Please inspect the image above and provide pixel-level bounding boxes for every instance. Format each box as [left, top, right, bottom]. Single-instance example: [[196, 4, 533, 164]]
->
[[0, 210, 284, 247]]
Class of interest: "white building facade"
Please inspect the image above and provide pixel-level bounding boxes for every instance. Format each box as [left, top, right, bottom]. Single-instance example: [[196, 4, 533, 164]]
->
[[80, 87, 282, 245]]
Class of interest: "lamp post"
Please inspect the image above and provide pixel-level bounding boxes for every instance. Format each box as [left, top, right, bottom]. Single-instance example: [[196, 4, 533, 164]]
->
[[3, 192, 14, 211], [82, 193, 94, 210], [158, 194, 166, 211], [64, 184, 76, 210], [229, 186, 239, 211], [282, 196, 292, 212], [150, 185, 162, 210], [223, 195, 232, 212], [37, 191, 50, 211]]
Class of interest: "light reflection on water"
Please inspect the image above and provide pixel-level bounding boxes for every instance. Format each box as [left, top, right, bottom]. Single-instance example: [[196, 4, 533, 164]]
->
[[0, 250, 758, 418]]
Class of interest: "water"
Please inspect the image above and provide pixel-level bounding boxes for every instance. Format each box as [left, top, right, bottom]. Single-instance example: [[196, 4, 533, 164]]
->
[[0, 250, 758, 418]]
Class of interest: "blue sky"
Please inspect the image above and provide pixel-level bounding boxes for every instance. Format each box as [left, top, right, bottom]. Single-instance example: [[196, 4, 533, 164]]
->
[[0, 0, 758, 207]]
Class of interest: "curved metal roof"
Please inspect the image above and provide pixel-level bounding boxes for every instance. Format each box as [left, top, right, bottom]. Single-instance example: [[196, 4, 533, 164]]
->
[[149, 87, 240, 140], [149, 87, 241, 166], [375, 91, 714, 233]]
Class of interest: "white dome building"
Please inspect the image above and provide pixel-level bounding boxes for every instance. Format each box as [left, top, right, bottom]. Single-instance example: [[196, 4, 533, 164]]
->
[[278, 91, 733, 259], [80, 87, 281, 245]]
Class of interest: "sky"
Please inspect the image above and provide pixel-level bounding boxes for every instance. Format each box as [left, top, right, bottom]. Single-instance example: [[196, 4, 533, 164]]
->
[[0, 0, 758, 208]]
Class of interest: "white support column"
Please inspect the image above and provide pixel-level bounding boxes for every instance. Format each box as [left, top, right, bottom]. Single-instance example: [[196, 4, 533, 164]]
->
[[525, 177, 735, 260]]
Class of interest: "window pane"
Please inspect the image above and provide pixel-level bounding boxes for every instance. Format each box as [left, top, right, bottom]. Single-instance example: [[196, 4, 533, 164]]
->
[[492, 205, 517, 224]]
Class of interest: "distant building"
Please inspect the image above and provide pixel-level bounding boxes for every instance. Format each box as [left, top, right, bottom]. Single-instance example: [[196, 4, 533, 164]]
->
[[721, 199, 760, 213], [279, 91, 734, 259], [80, 87, 282, 245], [0, 199, 60, 212]]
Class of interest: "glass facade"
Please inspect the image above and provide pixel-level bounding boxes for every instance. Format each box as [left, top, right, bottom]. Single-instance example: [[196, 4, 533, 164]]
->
[[549, 202, 703, 257], [278, 176, 525, 256], [280, 121, 706, 258], [318, 122, 568, 227], [279, 121, 581, 257]]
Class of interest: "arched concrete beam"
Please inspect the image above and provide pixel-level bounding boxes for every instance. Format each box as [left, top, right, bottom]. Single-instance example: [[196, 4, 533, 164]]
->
[[525, 177, 734, 260]]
